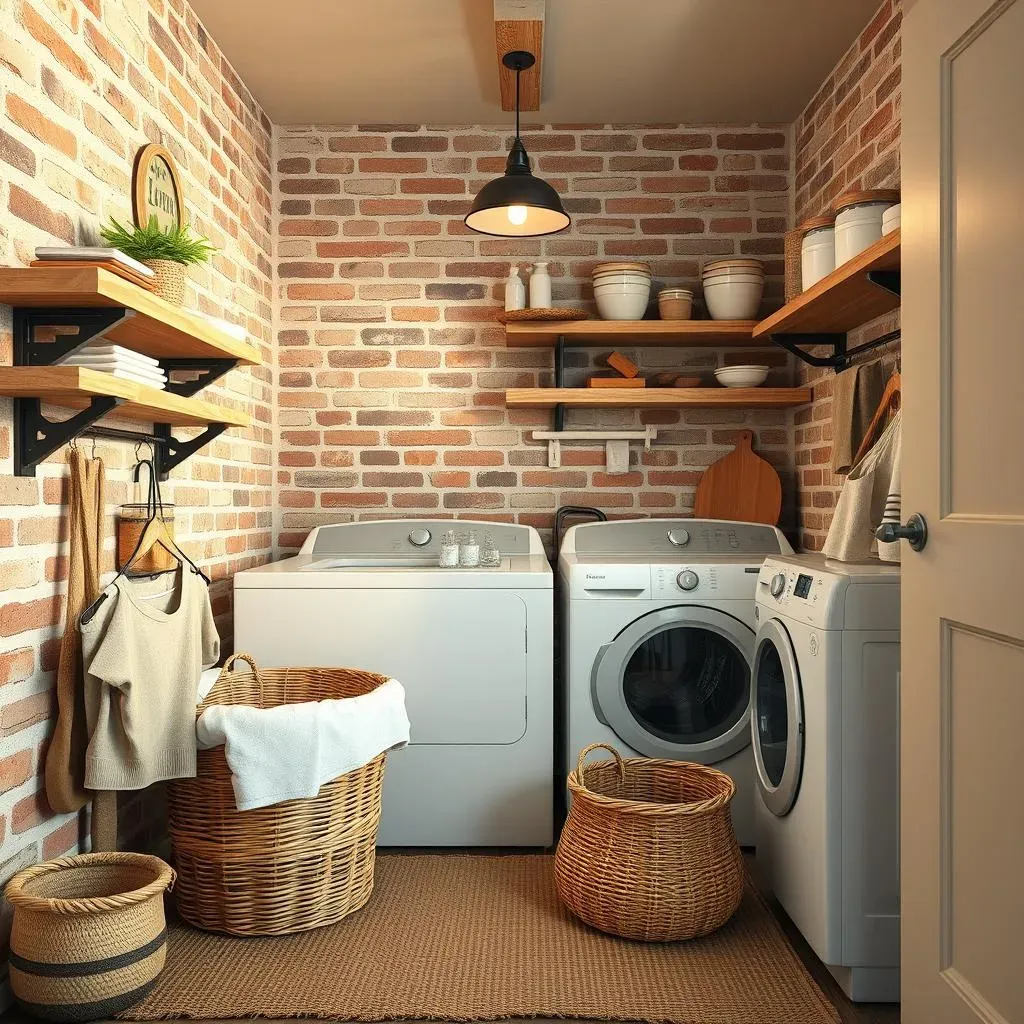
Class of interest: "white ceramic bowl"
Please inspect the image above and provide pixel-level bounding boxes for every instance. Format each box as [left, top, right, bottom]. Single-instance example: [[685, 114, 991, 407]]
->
[[701, 272, 765, 285], [714, 364, 770, 388], [596, 289, 651, 320], [594, 280, 652, 295], [703, 278, 764, 320], [703, 258, 764, 274], [593, 273, 652, 286]]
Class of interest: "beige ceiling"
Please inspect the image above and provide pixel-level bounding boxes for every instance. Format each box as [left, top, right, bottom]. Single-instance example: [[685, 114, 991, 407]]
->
[[190, 0, 881, 125]]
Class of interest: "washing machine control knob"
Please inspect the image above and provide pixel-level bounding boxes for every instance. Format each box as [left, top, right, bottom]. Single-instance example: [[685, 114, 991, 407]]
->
[[770, 572, 786, 598], [677, 570, 699, 591], [408, 528, 432, 547], [667, 528, 690, 547]]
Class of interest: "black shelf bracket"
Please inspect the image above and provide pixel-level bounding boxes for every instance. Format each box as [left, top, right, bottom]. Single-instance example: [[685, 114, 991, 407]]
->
[[158, 358, 236, 397], [154, 422, 228, 480], [867, 270, 900, 297], [553, 335, 567, 431], [14, 307, 132, 366], [770, 328, 902, 371], [15, 397, 121, 476]]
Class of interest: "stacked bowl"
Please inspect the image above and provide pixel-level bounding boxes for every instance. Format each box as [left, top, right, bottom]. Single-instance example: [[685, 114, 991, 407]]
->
[[701, 258, 765, 320], [593, 262, 651, 320]]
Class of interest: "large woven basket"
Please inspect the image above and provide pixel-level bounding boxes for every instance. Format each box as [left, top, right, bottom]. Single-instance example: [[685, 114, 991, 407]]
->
[[5, 853, 175, 1022], [168, 653, 389, 936], [555, 743, 744, 942]]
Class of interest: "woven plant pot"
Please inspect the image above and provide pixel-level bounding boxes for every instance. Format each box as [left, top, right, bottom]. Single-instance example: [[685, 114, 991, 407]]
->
[[555, 743, 744, 942], [168, 653, 390, 936], [142, 259, 185, 305], [5, 853, 175, 1022]]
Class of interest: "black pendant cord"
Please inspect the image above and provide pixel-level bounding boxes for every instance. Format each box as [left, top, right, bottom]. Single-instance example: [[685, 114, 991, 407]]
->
[[515, 64, 521, 140]]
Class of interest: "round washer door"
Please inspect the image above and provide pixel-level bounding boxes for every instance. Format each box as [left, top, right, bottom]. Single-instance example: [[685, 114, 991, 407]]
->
[[751, 617, 804, 816], [591, 606, 753, 764]]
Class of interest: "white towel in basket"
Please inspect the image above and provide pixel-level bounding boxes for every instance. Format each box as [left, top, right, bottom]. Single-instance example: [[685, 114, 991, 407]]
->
[[195, 678, 410, 811]]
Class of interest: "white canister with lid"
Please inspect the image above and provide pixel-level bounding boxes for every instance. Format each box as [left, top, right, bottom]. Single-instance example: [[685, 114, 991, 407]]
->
[[529, 261, 552, 309], [832, 190, 900, 266], [881, 203, 901, 234], [799, 215, 836, 291]]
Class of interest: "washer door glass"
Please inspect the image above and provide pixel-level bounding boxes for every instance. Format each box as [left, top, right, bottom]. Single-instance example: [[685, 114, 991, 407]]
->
[[592, 606, 753, 763], [751, 617, 804, 816]]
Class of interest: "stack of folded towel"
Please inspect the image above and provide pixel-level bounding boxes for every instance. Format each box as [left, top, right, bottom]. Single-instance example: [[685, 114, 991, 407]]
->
[[58, 342, 168, 390]]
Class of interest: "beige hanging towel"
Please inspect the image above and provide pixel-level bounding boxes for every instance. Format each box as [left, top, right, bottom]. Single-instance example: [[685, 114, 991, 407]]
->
[[44, 448, 105, 813], [830, 359, 887, 475], [823, 409, 902, 563]]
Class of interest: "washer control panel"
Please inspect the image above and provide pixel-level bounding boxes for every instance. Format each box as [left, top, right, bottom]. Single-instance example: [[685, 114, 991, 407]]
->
[[651, 562, 762, 599]]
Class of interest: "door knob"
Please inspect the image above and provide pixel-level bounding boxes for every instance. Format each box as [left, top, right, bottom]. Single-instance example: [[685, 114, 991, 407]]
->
[[875, 513, 928, 552]]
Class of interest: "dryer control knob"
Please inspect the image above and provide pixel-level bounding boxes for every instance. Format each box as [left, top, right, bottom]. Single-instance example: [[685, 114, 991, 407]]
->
[[667, 528, 690, 547], [408, 528, 432, 547], [770, 572, 786, 598], [677, 569, 699, 591]]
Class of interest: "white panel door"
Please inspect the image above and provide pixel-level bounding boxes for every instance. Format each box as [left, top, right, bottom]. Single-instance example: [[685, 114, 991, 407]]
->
[[902, 1, 1024, 1020], [235, 589, 528, 744]]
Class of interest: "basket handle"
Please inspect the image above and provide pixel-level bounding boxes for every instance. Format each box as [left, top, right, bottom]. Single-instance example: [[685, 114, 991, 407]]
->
[[221, 652, 261, 679], [575, 742, 626, 792]]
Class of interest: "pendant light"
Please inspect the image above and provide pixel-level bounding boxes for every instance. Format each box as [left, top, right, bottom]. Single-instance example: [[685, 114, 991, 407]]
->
[[464, 50, 570, 238]]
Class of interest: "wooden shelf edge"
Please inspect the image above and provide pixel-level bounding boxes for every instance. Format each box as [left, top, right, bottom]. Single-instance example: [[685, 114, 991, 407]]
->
[[753, 230, 901, 338], [505, 319, 760, 347], [0, 266, 263, 366], [0, 366, 250, 427], [505, 386, 813, 408]]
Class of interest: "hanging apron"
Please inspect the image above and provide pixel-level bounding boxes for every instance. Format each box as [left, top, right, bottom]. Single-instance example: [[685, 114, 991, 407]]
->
[[823, 409, 902, 563]]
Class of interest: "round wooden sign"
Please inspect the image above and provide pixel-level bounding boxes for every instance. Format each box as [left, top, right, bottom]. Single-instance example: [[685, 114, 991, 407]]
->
[[132, 144, 183, 231]]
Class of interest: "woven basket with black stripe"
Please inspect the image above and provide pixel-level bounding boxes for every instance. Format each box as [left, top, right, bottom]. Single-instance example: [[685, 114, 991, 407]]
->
[[5, 852, 174, 1022]]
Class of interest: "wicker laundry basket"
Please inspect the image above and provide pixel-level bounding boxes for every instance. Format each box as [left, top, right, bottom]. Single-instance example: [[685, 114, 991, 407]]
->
[[555, 743, 744, 942], [5, 853, 175, 1022], [168, 653, 390, 936]]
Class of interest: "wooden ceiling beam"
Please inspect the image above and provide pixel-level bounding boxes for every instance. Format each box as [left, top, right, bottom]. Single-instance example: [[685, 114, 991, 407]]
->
[[494, 0, 544, 112]]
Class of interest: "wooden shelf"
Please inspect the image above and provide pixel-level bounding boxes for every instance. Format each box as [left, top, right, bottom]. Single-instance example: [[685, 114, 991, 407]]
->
[[505, 387, 812, 409], [504, 319, 760, 347], [0, 366, 250, 427], [0, 267, 262, 365], [753, 231, 900, 338]]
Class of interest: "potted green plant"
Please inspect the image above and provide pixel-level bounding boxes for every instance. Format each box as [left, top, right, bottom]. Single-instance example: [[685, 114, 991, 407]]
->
[[100, 215, 215, 305]]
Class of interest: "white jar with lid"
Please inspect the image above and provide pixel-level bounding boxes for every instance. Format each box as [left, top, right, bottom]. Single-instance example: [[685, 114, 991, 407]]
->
[[799, 215, 836, 291], [832, 189, 900, 266]]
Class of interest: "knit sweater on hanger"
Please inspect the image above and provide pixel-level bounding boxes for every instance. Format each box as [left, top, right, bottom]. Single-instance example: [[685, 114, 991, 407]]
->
[[81, 568, 220, 789]]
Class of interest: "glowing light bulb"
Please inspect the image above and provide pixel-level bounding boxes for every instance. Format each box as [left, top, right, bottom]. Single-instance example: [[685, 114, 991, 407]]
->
[[507, 205, 528, 226]]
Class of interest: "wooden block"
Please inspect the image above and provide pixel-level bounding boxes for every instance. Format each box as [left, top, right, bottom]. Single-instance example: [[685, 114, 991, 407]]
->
[[588, 376, 647, 388], [605, 351, 640, 378], [673, 375, 704, 388]]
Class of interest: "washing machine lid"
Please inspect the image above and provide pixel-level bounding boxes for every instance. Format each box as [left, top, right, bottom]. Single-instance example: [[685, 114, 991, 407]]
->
[[751, 617, 804, 816], [591, 605, 753, 764]]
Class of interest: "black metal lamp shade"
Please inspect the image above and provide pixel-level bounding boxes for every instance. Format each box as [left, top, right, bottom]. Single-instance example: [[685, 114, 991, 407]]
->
[[464, 52, 571, 238]]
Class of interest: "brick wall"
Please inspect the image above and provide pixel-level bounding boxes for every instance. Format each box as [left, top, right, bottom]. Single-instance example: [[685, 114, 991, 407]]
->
[[790, 0, 902, 550], [275, 124, 797, 552], [0, 0, 274, 942]]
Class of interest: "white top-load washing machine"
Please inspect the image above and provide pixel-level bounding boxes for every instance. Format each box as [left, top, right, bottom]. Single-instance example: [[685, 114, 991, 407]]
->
[[234, 520, 553, 848], [560, 518, 793, 846], [752, 553, 900, 1003]]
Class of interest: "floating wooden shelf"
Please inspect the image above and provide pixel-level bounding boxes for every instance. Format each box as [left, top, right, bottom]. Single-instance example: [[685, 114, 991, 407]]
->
[[753, 231, 900, 338], [0, 367, 250, 427], [0, 267, 262, 364], [504, 319, 760, 347], [505, 387, 812, 409]]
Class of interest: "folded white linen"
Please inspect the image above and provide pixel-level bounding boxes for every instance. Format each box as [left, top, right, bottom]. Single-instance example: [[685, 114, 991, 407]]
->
[[59, 344, 161, 369], [197, 667, 221, 703], [63, 358, 167, 382], [195, 678, 410, 811]]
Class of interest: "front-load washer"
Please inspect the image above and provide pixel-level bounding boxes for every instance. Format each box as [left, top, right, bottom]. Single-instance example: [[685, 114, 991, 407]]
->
[[560, 518, 793, 846], [233, 520, 553, 847], [752, 554, 900, 1002]]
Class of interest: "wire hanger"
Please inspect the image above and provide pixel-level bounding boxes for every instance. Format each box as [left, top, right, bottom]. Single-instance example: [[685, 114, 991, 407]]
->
[[853, 370, 901, 465], [80, 458, 210, 624]]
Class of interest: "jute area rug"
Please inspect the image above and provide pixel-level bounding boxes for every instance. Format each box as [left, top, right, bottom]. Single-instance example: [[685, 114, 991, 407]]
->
[[121, 854, 840, 1024]]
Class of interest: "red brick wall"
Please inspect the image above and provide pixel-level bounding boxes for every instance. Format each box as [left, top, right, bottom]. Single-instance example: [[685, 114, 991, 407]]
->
[[0, 0, 274, 917], [275, 124, 797, 552], [790, 0, 902, 550]]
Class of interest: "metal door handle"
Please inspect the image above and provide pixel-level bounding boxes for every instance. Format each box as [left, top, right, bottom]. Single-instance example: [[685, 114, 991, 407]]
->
[[875, 513, 928, 551]]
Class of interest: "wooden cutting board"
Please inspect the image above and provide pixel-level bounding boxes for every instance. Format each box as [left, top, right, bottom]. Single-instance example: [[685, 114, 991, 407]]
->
[[694, 429, 782, 525]]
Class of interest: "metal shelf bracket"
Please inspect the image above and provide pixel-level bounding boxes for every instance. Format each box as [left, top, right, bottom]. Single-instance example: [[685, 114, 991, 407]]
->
[[15, 396, 121, 476], [553, 335, 567, 431], [158, 358, 236, 397], [14, 307, 133, 366], [154, 422, 228, 480]]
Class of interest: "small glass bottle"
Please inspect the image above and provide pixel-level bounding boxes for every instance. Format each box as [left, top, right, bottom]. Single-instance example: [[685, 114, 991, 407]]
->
[[480, 534, 500, 567], [438, 530, 459, 568], [459, 529, 480, 567]]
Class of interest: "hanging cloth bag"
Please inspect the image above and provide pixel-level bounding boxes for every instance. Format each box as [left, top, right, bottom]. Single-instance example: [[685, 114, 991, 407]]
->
[[823, 408, 902, 563], [44, 448, 105, 814]]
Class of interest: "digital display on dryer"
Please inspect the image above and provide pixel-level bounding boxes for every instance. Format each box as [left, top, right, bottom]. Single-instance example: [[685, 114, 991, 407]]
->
[[794, 573, 813, 599]]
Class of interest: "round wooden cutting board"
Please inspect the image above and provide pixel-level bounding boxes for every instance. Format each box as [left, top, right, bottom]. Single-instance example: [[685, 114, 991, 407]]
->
[[694, 430, 782, 526]]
